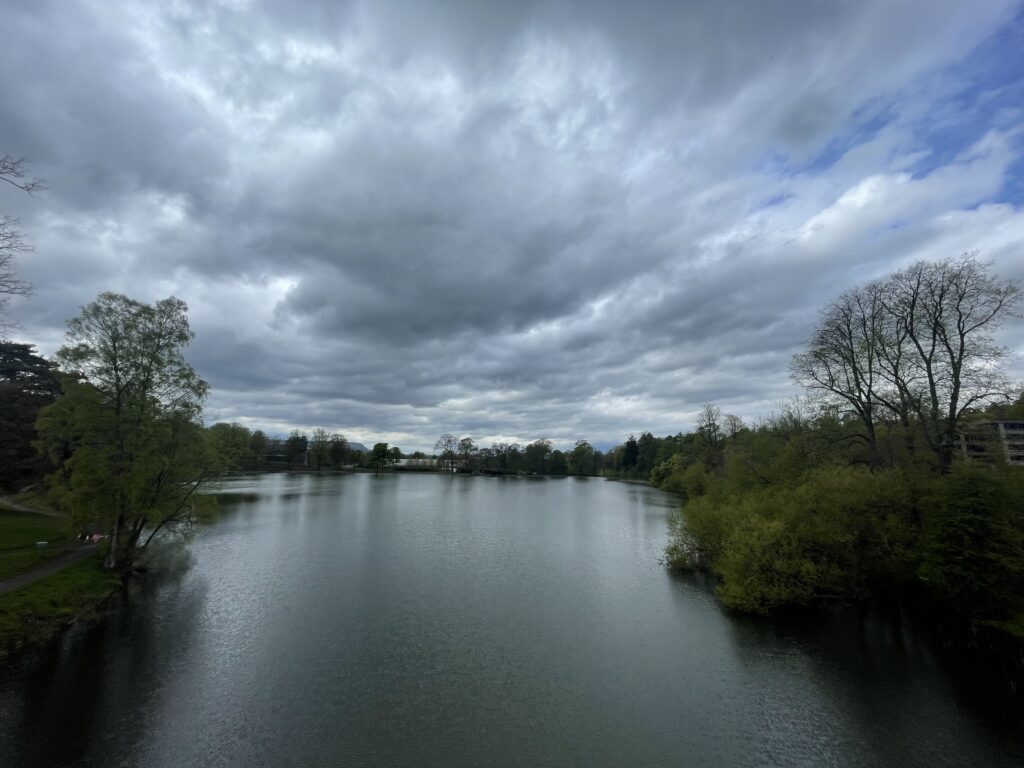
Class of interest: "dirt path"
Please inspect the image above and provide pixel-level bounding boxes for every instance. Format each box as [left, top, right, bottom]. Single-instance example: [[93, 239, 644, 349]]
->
[[0, 543, 99, 597]]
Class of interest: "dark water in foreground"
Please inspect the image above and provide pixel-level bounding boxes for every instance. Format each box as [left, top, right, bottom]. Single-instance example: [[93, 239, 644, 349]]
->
[[1, 473, 1022, 767]]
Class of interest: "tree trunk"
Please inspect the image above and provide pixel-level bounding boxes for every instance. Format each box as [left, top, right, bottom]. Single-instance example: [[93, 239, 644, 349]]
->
[[867, 429, 879, 469], [124, 516, 148, 564], [104, 513, 124, 569]]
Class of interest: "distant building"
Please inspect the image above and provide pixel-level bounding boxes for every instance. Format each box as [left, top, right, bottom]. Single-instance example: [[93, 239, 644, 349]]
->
[[960, 420, 1024, 466], [397, 457, 438, 469]]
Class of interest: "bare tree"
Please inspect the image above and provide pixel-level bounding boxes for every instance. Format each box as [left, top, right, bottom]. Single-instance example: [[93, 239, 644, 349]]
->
[[0, 217, 31, 297], [884, 254, 1020, 469], [434, 433, 458, 471], [0, 156, 46, 195], [793, 253, 1020, 471], [790, 283, 887, 466], [0, 156, 45, 331], [695, 404, 723, 448], [724, 413, 746, 437]]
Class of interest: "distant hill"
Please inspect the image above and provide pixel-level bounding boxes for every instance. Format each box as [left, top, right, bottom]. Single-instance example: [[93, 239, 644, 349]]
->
[[346, 442, 369, 453]]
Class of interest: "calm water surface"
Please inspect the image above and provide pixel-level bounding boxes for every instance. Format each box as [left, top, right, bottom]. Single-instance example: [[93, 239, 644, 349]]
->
[[1, 473, 1022, 767]]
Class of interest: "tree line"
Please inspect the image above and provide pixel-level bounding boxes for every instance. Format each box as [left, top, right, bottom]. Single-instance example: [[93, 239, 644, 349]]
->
[[432, 434, 602, 476]]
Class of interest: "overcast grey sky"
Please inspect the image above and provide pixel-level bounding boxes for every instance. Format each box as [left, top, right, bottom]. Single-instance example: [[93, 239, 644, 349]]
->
[[3, 0, 1023, 451]]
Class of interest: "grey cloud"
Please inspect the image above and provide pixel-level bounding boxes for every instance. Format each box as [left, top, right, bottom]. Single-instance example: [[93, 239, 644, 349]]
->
[[2, 0, 1022, 452]]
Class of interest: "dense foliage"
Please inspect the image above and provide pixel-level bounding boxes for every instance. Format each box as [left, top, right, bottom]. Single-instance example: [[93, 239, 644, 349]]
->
[[651, 256, 1024, 629], [36, 294, 216, 569], [0, 343, 60, 491], [432, 435, 602, 475], [657, 407, 1023, 618]]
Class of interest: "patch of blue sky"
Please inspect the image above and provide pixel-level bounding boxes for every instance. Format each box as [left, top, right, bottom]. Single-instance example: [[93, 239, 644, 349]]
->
[[996, 155, 1024, 205], [786, 9, 1024, 198], [760, 192, 793, 208], [883, 218, 910, 232], [902, 11, 1024, 187], [799, 104, 894, 176], [757, 151, 793, 176]]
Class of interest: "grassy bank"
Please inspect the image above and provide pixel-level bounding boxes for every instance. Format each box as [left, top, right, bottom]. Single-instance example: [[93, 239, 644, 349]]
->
[[0, 553, 121, 665], [0, 503, 70, 547], [0, 504, 73, 580]]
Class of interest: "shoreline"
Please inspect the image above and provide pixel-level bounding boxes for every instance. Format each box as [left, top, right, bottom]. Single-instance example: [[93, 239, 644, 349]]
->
[[0, 553, 122, 677], [668, 560, 1024, 696]]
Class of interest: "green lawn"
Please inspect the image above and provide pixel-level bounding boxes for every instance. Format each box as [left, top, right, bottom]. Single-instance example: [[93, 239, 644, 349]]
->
[[0, 505, 70, 549], [0, 552, 120, 663], [0, 547, 66, 581], [0, 505, 73, 580]]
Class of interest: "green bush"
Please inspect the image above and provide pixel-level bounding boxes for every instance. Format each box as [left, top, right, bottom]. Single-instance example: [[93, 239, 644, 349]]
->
[[920, 465, 1024, 618], [669, 466, 923, 613]]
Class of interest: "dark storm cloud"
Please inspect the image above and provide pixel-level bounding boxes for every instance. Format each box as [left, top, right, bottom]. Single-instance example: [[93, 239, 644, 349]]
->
[[2, 0, 1023, 450]]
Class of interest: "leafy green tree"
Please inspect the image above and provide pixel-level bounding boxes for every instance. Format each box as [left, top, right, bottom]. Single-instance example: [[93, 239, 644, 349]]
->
[[369, 442, 394, 472], [37, 293, 211, 570], [654, 433, 683, 466], [309, 427, 331, 470], [329, 433, 349, 466], [489, 442, 522, 474], [658, 256, 1023, 623], [457, 436, 477, 470], [674, 466, 919, 613], [507, 443, 524, 473], [524, 439, 552, 474], [636, 432, 658, 478], [568, 440, 596, 476], [0, 342, 60, 490], [249, 429, 268, 467], [920, 465, 1024, 616], [548, 450, 567, 475], [285, 430, 308, 466], [206, 422, 253, 471], [621, 435, 639, 472]]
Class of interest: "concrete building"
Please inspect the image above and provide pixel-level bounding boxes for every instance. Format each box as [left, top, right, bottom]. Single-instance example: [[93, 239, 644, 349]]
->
[[960, 420, 1024, 466]]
